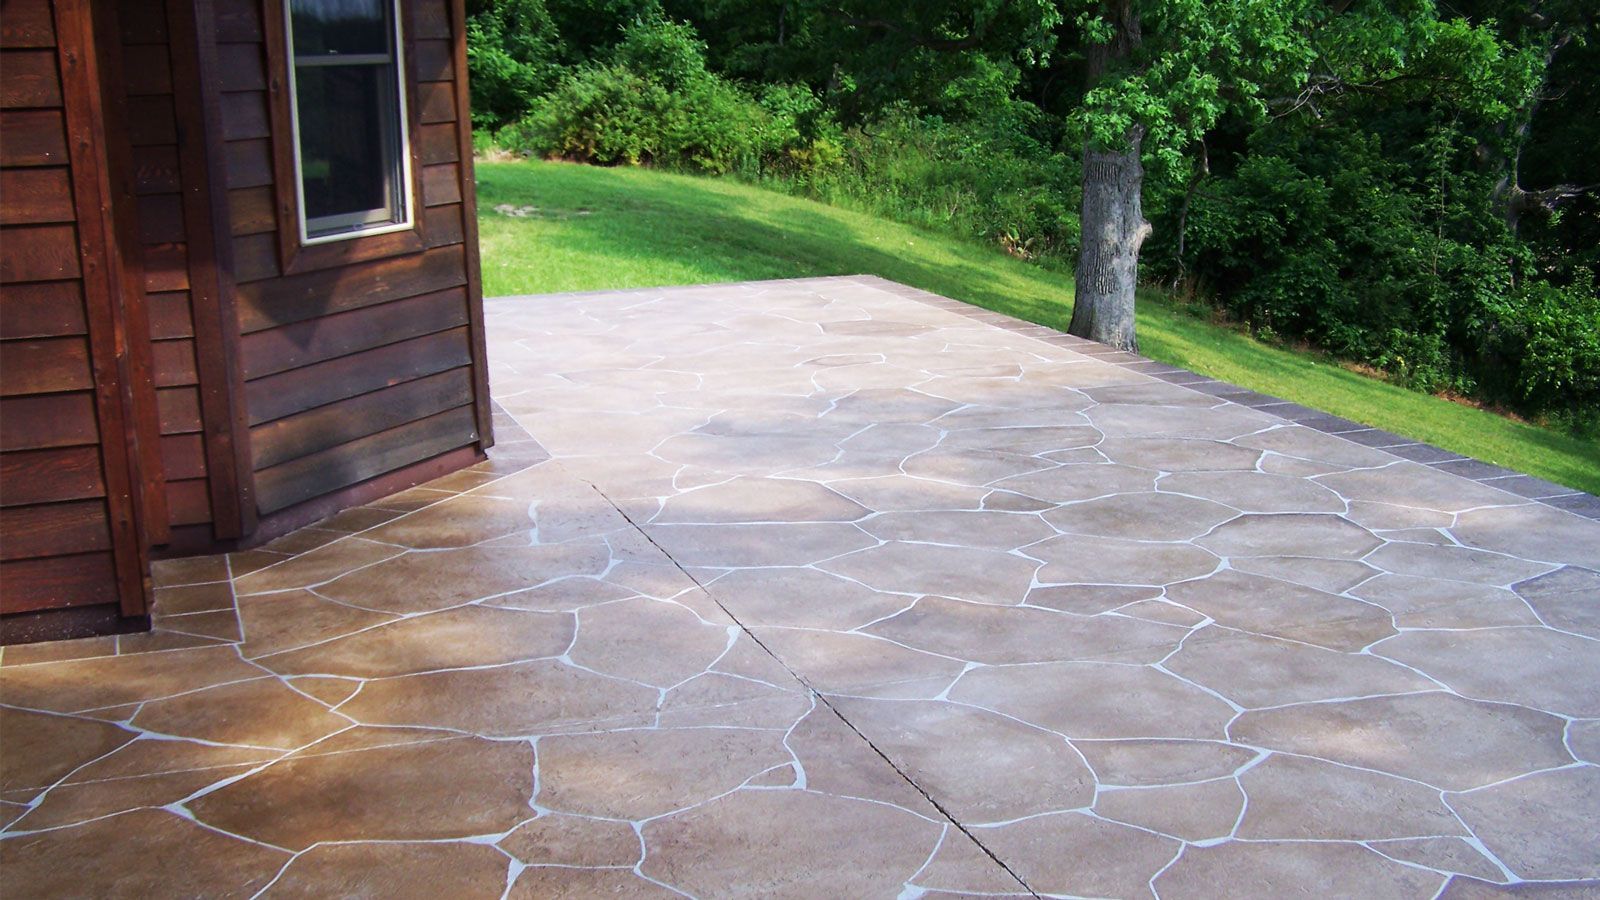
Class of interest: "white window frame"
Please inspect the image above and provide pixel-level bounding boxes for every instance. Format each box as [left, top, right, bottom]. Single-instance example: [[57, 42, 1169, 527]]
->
[[282, 0, 414, 246]]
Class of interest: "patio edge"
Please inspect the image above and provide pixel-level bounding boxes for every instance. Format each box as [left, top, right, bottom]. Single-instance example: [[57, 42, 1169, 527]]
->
[[842, 273, 1600, 520]]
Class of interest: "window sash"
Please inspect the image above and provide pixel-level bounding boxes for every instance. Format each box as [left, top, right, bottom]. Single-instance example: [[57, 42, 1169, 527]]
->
[[294, 53, 393, 67], [283, 0, 413, 245]]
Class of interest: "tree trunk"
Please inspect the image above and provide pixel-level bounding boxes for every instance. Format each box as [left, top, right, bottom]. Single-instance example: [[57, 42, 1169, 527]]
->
[[1070, 132, 1151, 351], [1069, 0, 1146, 352]]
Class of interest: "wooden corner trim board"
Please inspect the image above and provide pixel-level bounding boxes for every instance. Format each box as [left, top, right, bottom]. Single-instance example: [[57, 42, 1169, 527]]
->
[[449, 0, 495, 450], [53, 0, 153, 616], [168, 0, 258, 539]]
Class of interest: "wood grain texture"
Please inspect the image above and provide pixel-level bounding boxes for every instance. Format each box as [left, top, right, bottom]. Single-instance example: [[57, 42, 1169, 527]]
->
[[223, 137, 272, 188], [0, 167, 73, 223], [156, 386, 201, 433], [0, 445, 105, 506], [0, 280, 87, 337], [239, 286, 468, 379], [411, 38, 453, 82], [227, 185, 275, 235], [159, 432, 206, 480], [0, 336, 93, 394], [217, 42, 263, 91], [417, 79, 454, 123], [423, 202, 464, 247], [421, 162, 460, 206], [0, 501, 111, 562], [0, 109, 68, 165], [253, 403, 477, 513], [412, 0, 451, 40], [0, 49, 62, 107], [0, 224, 81, 282], [140, 241, 189, 292], [0, 0, 55, 48], [164, 477, 210, 525], [235, 243, 466, 332], [145, 291, 194, 339], [249, 366, 472, 469], [44, 0, 155, 615], [151, 337, 198, 386], [0, 392, 98, 451], [230, 231, 279, 282], [243, 327, 473, 425], [417, 121, 458, 165], [214, 0, 262, 42], [0, 552, 118, 613]]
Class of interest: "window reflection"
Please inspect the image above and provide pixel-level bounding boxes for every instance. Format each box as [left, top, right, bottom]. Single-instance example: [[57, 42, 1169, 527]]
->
[[287, 0, 409, 241]]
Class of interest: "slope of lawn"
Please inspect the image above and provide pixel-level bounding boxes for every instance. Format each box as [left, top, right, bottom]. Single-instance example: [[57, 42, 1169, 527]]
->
[[476, 159, 1600, 494]]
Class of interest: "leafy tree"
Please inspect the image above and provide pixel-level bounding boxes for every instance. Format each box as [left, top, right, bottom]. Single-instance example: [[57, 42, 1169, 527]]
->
[[465, 0, 563, 130], [464, 0, 1600, 424], [1062, 0, 1318, 350]]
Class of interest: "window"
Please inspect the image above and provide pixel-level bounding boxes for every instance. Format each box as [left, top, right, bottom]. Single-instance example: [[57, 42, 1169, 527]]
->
[[284, 0, 411, 243]]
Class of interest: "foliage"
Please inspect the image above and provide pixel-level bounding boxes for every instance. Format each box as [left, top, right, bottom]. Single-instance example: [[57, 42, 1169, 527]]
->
[[1163, 4, 1600, 422], [466, 0, 1600, 429], [464, 0, 563, 130], [497, 17, 831, 174]]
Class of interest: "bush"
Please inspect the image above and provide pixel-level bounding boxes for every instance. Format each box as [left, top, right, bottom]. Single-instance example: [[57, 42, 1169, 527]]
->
[[465, 0, 562, 131], [612, 15, 706, 92], [503, 64, 675, 165], [1167, 115, 1600, 422], [499, 17, 833, 176], [761, 105, 1078, 262], [1483, 279, 1600, 426]]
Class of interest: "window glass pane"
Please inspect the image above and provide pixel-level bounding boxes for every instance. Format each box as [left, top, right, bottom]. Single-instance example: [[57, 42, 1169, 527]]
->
[[290, 0, 389, 57], [294, 63, 399, 232], [288, 0, 407, 240]]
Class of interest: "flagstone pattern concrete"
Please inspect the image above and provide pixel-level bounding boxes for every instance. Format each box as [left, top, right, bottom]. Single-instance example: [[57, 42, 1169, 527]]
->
[[2, 276, 1598, 897]]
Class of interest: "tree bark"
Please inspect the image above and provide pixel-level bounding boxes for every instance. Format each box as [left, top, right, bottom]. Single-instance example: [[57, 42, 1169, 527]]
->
[[1070, 130, 1151, 351], [1069, 0, 1147, 352]]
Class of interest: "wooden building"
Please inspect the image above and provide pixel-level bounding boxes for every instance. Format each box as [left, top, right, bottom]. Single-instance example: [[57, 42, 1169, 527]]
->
[[0, 0, 492, 642]]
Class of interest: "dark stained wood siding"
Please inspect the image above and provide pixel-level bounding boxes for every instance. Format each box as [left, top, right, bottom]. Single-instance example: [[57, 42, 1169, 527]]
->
[[1, 0, 150, 618], [4, 0, 490, 635], [114, 0, 214, 532], [231, 0, 487, 517]]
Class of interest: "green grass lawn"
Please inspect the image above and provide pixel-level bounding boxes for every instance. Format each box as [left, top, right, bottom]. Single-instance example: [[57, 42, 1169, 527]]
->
[[477, 159, 1600, 494]]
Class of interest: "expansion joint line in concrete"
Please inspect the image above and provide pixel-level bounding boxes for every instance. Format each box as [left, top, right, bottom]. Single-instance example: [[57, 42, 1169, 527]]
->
[[589, 482, 1041, 899]]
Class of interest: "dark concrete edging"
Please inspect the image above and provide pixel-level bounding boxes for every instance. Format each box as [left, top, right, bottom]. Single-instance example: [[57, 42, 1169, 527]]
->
[[844, 273, 1600, 521]]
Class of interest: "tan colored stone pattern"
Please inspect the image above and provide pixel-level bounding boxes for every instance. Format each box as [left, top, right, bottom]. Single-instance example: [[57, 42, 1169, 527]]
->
[[3, 277, 1597, 896]]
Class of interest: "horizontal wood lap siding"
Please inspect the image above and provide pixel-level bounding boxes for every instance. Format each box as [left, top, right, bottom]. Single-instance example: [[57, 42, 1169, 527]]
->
[[220, 0, 272, 288], [235, 0, 483, 516], [116, 0, 211, 530], [0, 0, 132, 616]]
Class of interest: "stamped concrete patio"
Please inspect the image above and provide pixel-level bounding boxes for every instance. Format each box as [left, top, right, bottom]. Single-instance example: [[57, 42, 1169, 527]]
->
[[3, 276, 1599, 898]]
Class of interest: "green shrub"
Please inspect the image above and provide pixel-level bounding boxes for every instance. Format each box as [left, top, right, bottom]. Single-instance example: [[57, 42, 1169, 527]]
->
[[1484, 279, 1600, 426], [465, 0, 563, 131], [499, 17, 834, 176], [612, 15, 707, 92], [504, 64, 675, 165], [761, 106, 1078, 262]]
